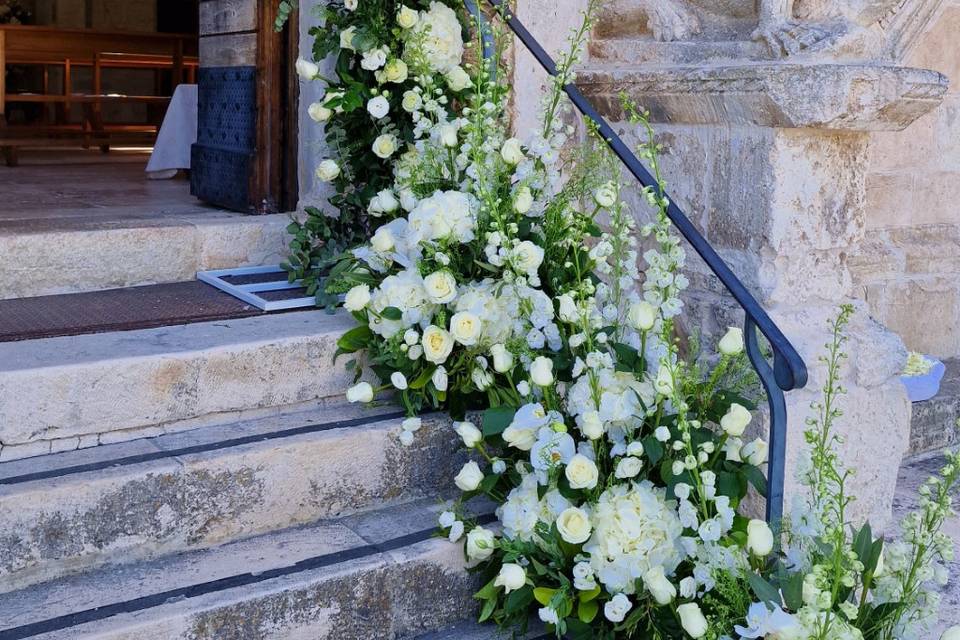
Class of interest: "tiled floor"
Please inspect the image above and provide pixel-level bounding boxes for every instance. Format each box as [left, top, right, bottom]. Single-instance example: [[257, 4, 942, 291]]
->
[[0, 148, 219, 232]]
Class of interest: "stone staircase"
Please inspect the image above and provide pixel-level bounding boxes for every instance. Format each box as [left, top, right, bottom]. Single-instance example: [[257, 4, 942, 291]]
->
[[0, 309, 484, 638], [909, 358, 960, 455]]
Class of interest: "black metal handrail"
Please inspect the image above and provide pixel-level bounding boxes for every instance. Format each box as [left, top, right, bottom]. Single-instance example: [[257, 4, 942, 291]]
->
[[473, 0, 809, 524]]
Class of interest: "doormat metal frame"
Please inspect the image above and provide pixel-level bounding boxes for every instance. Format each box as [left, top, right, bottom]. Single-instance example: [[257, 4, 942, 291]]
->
[[197, 265, 316, 311]]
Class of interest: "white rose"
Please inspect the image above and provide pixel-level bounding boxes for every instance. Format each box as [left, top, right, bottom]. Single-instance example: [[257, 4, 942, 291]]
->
[[557, 294, 579, 323], [401, 90, 422, 112], [627, 301, 656, 331], [513, 186, 533, 214], [444, 66, 471, 91], [454, 460, 484, 491], [367, 96, 390, 119], [677, 603, 708, 638], [391, 371, 408, 390], [465, 526, 495, 561], [372, 134, 398, 159], [397, 5, 419, 28], [382, 58, 408, 83], [360, 47, 387, 71], [315, 159, 340, 182], [455, 421, 482, 448], [720, 402, 752, 437], [399, 188, 418, 211], [423, 271, 457, 304], [450, 312, 482, 346], [370, 226, 395, 253], [512, 241, 544, 275], [346, 381, 374, 403], [295, 57, 319, 80], [344, 0, 358, 10], [579, 411, 604, 440], [422, 325, 454, 364], [343, 284, 370, 311], [494, 563, 526, 593], [718, 326, 744, 356], [556, 507, 592, 544], [565, 454, 598, 489], [643, 566, 676, 605], [615, 456, 643, 479], [490, 344, 514, 373], [339, 26, 357, 50], [308, 101, 332, 123], [439, 123, 458, 148], [746, 519, 775, 557], [742, 438, 769, 466], [529, 356, 554, 387], [593, 181, 618, 207], [503, 425, 537, 451], [432, 366, 448, 391], [604, 593, 633, 623], [500, 137, 525, 165]]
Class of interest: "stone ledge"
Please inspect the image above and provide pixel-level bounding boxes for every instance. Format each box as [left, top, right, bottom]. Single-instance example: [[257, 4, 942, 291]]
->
[[577, 62, 948, 131]]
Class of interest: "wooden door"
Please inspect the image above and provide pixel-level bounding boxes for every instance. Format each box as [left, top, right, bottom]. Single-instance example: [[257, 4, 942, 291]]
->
[[191, 0, 298, 214]]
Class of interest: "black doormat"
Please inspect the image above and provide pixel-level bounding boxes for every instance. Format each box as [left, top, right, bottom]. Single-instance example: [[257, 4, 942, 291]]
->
[[0, 280, 295, 343]]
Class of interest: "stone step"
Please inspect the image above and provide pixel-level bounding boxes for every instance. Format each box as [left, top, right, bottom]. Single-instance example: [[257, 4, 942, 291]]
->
[[588, 37, 765, 66], [0, 211, 290, 300], [909, 358, 960, 455], [0, 310, 357, 458], [412, 620, 547, 639], [0, 401, 461, 593], [0, 500, 485, 640]]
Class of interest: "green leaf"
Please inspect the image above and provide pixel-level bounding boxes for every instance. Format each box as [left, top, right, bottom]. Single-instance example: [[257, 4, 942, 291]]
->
[[748, 572, 782, 606], [336, 325, 373, 352], [565, 618, 595, 640], [380, 306, 403, 321], [474, 577, 498, 601], [853, 522, 873, 566], [742, 464, 768, 498], [780, 571, 804, 611], [409, 367, 436, 390], [718, 471, 745, 500], [534, 587, 557, 606], [579, 585, 601, 602], [504, 585, 534, 614], [641, 436, 664, 465], [578, 599, 599, 623], [481, 406, 516, 437], [478, 597, 496, 622]]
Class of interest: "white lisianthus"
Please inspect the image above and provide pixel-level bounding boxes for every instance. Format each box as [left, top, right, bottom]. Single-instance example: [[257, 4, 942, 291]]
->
[[344, 0, 358, 10], [746, 519, 775, 557], [604, 593, 632, 623], [295, 57, 320, 80], [401, 90, 422, 112], [720, 402, 752, 437], [390, 371, 408, 390], [360, 47, 387, 71], [677, 603, 708, 638], [422, 325, 454, 364], [315, 159, 340, 182], [444, 66, 471, 91], [397, 5, 418, 28], [627, 301, 656, 331], [643, 566, 676, 605], [372, 133, 398, 159], [465, 526, 495, 561], [343, 284, 370, 311], [742, 437, 769, 465], [513, 186, 534, 214], [529, 356, 554, 387], [615, 456, 644, 479], [539, 607, 559, 625], [367, 96, 390, 119], [500, 137, 525, 165], [432, 366, 448, 391], [565, 454, 598, 489], [593, 181, 618, 207], [502, 403, 549, 451], [450, 312, 482, 346], [472, 367, 493, 391], [423, 271, 458, 304], [339, 26, 357, 50], [408, 2, 464, 73], [654, 364, 674, 396], [557, 294, 579, 323], [399, 430, 414, 446], [346, 381, 374, 403], [490, 344, 514, 373], [448, 520, 464, 542], [382, 58, 408, 83], [370, 225, 395, 252], [719, 326, 745, 355], [438, 510, 456, 528], [455, 421, 482, 448], [679, 577, 697, 599], [494, 564, 526, 593], [439, 123, 458, 148], [454, 461, 484, 491], [556, 507, 592, 544], [308, 102, 332, 123], [401, 417, 422, 432], [573, 562, 597, 591], [512, 240, 544, 275]]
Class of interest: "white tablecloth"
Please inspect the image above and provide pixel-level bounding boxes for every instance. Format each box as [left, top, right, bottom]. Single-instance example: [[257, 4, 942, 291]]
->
[[146, 84, 198, 179]]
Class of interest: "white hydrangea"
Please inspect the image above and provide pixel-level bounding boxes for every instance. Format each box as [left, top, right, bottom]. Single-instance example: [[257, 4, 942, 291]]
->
[[367, 268, 432, 338], [407, 190, 476, 245], [407, 2, 463, 73]]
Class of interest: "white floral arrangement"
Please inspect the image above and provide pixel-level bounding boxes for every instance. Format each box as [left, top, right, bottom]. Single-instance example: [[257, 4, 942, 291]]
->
[[324, 3, 959, 639]]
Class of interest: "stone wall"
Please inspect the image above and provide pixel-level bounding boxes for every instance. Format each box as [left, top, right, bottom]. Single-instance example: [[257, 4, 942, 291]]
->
[[852, 0, 960, 359]]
